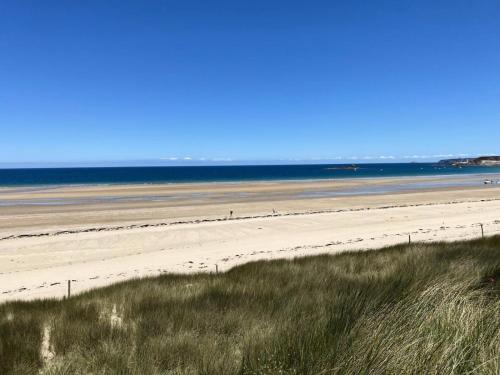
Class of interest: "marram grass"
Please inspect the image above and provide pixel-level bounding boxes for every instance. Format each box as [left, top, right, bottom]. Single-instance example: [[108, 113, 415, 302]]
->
[[1, 236, 499, 374]]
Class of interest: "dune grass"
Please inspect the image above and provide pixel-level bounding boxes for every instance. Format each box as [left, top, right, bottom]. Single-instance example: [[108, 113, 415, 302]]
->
[[1, 236, 499, 374]]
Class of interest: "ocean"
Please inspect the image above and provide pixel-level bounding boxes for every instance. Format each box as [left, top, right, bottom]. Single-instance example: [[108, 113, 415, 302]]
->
[[1, 163, 500, 187]]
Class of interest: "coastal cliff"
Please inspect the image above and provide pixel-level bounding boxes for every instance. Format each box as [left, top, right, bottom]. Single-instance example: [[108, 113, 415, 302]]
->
[[438, 156, 500, 167]]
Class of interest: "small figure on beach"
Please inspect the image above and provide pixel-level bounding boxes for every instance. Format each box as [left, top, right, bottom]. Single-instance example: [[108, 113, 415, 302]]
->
[[229, 210, 233, 218], [272, 208, 276, 214]]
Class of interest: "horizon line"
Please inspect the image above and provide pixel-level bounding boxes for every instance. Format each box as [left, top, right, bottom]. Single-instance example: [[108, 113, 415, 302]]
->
[[1, 155, 497, 169]]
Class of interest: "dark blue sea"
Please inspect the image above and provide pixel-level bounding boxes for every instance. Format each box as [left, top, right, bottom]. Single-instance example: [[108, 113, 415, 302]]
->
[[1, 164, 500, 187]]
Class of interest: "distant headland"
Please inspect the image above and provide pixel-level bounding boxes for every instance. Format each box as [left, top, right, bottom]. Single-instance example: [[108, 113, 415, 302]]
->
[[438, 156, 500, 167]]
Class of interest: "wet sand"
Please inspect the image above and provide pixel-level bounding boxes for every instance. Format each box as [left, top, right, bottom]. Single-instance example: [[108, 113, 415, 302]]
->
[[1, 175, 499, 302]]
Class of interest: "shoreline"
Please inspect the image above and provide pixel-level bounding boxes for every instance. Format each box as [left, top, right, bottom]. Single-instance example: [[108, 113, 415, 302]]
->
[[1, 172, 498, 193], [1, 175, 499, 232], [1, 170, 500, 191]]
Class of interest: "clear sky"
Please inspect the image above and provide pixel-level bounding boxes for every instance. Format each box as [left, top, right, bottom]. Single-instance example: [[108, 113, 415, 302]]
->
[[1, 0, 499, 166]]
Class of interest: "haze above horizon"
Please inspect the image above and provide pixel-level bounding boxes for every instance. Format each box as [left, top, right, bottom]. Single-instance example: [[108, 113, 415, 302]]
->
[[1, 0, 499, 166]]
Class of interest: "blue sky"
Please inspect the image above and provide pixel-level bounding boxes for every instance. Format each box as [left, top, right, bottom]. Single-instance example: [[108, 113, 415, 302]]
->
[[1, 0, 499, 166]]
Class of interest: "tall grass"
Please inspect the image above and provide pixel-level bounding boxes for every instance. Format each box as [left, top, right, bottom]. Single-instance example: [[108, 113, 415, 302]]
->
[[1, 236, 499, 374]]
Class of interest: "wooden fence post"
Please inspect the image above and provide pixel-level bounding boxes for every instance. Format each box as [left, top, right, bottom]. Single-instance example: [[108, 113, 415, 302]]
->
[[67, 280, 71, 299], [480, 223, 484, 238]]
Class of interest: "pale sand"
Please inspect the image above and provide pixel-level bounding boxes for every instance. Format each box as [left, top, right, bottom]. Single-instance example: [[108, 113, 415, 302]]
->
[[0, 176, 499, 302]]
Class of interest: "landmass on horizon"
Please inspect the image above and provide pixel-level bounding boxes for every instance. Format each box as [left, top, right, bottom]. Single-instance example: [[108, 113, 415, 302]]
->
[[438, 155, 500, 167]]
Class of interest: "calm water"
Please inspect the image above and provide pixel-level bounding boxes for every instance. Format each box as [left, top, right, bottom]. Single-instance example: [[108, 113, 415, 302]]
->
[[1, 164, 500, 187]]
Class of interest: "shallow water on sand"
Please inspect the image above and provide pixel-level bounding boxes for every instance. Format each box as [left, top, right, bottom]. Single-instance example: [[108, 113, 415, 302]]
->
[[1, 175, 498, 207]]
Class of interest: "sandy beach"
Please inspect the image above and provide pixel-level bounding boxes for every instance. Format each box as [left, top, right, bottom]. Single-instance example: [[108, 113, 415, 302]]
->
[[1, 174, 499, 302]]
